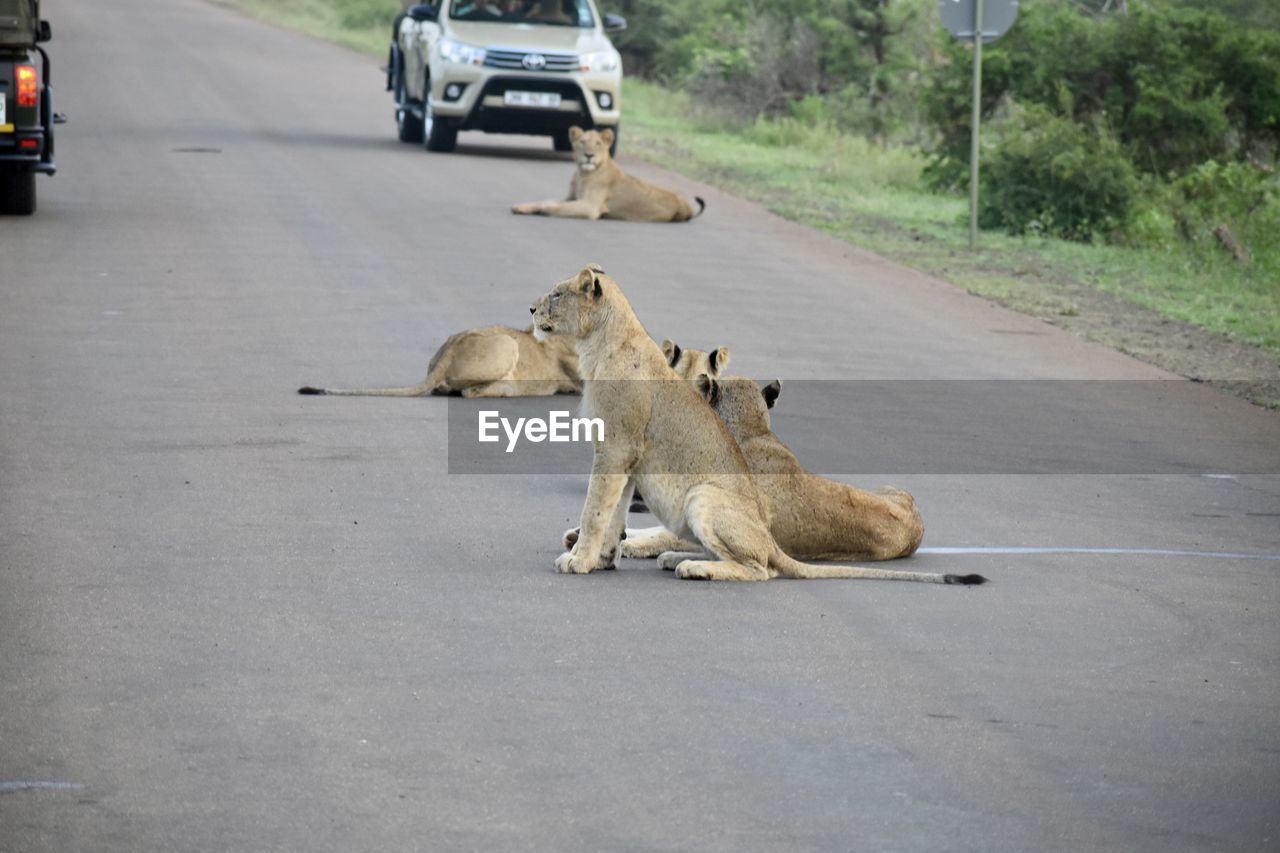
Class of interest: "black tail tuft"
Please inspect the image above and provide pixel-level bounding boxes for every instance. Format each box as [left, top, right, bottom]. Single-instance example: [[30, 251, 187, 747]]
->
[[298, 386, 327, 395], [945, 573, 988, 586], [693, 197, 706, 218]]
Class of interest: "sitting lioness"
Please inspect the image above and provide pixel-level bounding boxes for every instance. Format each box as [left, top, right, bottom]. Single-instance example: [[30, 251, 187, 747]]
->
[[511, 127, 705, 222], [298, 325, 580, 398], [530, 264, 984, 585], [620, 376, 926, 562]]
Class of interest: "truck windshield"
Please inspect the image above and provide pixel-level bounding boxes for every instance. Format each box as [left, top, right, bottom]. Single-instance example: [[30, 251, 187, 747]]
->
[[450, 0, 595, 28]]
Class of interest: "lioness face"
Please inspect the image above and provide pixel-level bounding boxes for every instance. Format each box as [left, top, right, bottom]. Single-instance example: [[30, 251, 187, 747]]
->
[[569, 126, 614, 173], [531, 263, 608, 340], [697, 377, 781, 436]]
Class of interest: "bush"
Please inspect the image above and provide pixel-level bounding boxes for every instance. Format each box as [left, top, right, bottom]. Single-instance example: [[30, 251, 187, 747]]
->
[[1124, 161, 1280, 276], [924, 1, 1280, 185], [978, 105, 1137, 241]]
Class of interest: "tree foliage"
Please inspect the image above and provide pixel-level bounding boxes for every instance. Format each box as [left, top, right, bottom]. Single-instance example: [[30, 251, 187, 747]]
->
[[606, 0, 1277, 248], [923, 0, 1280, 186]]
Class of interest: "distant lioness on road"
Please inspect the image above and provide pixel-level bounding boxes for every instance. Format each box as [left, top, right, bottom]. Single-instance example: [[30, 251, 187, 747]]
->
[[530, 263, 983, 585], [511, 127, 705, 222], [298, 325, 580, 398]]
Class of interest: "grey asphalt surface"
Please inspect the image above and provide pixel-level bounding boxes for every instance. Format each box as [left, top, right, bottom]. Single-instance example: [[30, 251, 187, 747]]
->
[[2, 1, 1278, 850]]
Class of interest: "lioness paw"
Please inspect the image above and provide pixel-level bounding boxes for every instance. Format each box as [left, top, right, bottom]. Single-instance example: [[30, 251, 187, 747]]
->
[[563, 527, 580, 549], [656, 551, 690, 571], [555, 551, 596, 574], [674, 562, 711, 580]]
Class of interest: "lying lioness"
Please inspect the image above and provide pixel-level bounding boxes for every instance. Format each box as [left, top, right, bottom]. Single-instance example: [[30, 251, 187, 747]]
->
[[530, 264, 984, 585], [512, 127, 705, 222], [298, 325, 580, 398], [621, 376, 926, 562]]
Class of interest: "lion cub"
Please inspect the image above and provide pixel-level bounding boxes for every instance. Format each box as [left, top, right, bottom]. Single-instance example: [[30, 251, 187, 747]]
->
[[298, 325, 580, 398], [531, 263, 983, 585], [512, 127, 705, 222], [623, 377, 925, 562]]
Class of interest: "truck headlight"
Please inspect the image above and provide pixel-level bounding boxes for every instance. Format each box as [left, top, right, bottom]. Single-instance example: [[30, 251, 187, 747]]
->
[[579, 50, 620, 73], [439, 38, 486, 66]]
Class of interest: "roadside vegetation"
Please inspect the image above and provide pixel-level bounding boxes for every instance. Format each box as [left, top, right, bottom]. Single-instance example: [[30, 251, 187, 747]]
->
[[217, 0, 403, 55], [218, 0, 1279, 404]]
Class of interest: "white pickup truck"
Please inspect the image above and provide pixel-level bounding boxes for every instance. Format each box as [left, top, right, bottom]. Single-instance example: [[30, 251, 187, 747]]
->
[[387, 0, 625, 153]]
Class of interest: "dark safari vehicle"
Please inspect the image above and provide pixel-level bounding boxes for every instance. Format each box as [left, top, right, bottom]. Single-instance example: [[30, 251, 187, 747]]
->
[[1, 0, 61, 215]]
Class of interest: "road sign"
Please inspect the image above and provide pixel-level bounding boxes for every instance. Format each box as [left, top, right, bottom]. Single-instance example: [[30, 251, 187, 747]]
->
[[939, 0, 1019, 43], [939, 0, 1019, 250]]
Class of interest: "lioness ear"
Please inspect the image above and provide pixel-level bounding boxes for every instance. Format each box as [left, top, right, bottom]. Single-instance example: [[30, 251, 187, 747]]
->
[[709, 346, 730, 375], [599, 128, 615, 147], [695, 374, 716, 404], [569, 126, 584, 141], [663, 340, 682, 367], [762, 379, 782, 409]]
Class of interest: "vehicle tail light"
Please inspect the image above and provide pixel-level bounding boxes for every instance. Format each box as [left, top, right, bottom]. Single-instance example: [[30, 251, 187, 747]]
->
[[19, 138, 39, 150], [16, 65, 38, 107]]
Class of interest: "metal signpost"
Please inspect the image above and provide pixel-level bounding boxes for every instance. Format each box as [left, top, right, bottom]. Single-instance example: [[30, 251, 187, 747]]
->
[[938, 0, 1019, 250]]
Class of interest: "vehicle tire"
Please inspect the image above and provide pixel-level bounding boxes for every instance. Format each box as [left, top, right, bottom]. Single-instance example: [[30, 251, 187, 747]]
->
[[552, 128, 572, 152], [0, 171, 36, 216], [423, 93, 457, 153], [396, 78, 424, 144]]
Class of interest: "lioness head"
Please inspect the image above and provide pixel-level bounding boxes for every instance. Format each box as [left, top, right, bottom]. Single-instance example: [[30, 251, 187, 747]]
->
[[569, 126, 614, 173], [530, 263, 613, 340], [662, 339, 730, 381], [696, 376, 781, 437]]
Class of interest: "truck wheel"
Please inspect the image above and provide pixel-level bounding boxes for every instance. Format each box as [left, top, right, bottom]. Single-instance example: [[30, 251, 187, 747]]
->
[[606, 125, 619, 157], [0, 172, 36, 216], [423, 95, 457, 153], [396, 77, 424, 144]]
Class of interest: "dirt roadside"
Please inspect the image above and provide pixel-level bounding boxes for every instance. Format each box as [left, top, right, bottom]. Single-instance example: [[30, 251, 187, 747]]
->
[[965, 260, 1280, 410]]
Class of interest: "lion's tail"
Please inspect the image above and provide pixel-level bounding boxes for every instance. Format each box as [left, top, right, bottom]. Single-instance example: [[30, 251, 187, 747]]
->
[[767, 545, 986, 585], [692, 196, 706, 218]]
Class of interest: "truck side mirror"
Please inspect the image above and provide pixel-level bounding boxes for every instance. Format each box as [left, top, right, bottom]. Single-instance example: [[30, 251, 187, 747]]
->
[[407, 4, 438, 23], [602, 14, 626, 33], [37, 19, 51, 42]]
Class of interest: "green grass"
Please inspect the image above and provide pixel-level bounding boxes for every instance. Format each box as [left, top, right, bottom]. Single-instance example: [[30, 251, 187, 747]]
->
[[217, 0, 401, 56], [621, 80, 1280, 355]]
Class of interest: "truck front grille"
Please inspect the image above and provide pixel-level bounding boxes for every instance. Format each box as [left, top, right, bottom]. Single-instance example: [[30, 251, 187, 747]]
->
[[483, 48, 579, 73]]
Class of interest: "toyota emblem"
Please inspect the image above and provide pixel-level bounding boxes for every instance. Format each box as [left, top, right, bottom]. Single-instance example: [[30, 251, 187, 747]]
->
[[522, 53, 547, 71]]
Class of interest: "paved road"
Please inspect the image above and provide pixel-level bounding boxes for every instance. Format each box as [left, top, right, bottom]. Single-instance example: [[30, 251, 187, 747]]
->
[[2, 1, 1278, 850]]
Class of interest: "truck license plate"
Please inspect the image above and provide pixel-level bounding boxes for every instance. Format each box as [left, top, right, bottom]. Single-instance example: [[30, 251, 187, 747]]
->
[[503, 91, 561, 108]]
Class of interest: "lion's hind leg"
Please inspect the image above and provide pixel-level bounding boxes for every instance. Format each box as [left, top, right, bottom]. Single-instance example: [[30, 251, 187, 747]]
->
[[670, 488, 773, 582], [443, 334, 520, 395]]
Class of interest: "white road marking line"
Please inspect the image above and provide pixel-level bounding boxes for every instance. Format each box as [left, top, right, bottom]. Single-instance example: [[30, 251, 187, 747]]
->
[[918, 547, 1280, 560], [0, 781, 84, 793]]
